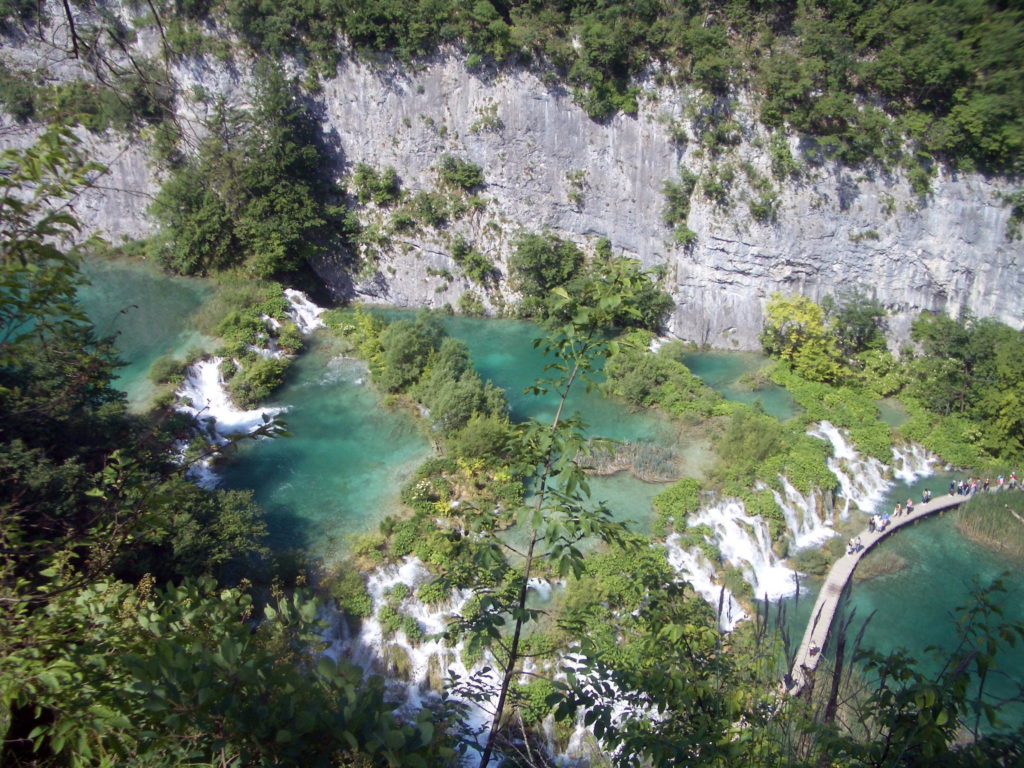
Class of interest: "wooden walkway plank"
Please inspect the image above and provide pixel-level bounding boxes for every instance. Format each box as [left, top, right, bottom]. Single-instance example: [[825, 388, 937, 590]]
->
[[787, 492, 974, 696]]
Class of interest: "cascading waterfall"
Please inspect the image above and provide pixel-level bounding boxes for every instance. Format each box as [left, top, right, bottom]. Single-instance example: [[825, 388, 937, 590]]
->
[[174, 289, 325, 486], [284, 288, 326, 333], [667, 421, 937, 625], [665, 534, 748, 630], [324, 556, 563, 764], [807, 421, 889, 518], [891, 441, 937, 484], [768, 478, 836, 547]]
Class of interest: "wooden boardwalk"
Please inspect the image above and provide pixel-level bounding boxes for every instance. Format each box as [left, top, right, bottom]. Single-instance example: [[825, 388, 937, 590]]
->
[[787, 492, 972, 696]]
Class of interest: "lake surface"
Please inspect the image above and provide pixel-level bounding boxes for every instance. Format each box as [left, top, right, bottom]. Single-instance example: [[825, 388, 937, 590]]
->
[[679, 349, 800, 420], [218, 334, 432, 556], [78, 258, 215, 409], [775, 472, 1024, 729]]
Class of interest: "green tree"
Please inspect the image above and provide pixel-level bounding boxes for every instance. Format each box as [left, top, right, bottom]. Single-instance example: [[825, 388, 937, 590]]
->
[[508, 231, 584, 310], [446, 257, 670, 767], [149, 63, 350, 278], [761, 292, 843, 383]]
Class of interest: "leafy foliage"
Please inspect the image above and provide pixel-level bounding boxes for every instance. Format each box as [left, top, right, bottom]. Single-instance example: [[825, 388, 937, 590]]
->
[[604, 332, 723, 417], [149, 63, 352, 278], [352, 163, 401, 206], [437, 155, 484, 191], [904, 312, 1024, 462]]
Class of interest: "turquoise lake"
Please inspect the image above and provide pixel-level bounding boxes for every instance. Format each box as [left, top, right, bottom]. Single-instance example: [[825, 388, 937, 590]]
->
[[776, 471, 1024, 729], [78, 258, 215, 409], [77, 260, 1023, 724]]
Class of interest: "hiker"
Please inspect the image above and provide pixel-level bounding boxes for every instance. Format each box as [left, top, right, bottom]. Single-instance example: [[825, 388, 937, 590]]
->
[[906, 498, 914, 515]]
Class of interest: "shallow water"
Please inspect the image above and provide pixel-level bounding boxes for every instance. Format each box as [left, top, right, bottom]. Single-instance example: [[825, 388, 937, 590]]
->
[[78, 258, 215, 409], [679, 349, 800, 420], [876, 397, 910, 428], [217, 335, 432, 557], [775, 472, 1024, 729]]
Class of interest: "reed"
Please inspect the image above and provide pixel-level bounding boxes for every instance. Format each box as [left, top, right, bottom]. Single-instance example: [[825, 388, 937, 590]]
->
[[955, 491, 1024, 559]]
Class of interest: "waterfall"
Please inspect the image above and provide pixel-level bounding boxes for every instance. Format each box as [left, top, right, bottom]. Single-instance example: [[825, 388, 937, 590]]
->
[[665, 498, 801, 629], [891, 441, 937, 483], [285, 288, 326, 333], [175, 357, 285, 486], [667, 421, 938, 624], [325, 556, 561, 764], [665, 534, 748, 630], [807, 421, 890, 517], [174, 289, 329, 486], [767, 478, 836, 548]]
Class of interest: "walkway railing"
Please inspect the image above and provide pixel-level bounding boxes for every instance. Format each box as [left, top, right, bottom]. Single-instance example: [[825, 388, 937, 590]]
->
[[787, 492, 974, 696]]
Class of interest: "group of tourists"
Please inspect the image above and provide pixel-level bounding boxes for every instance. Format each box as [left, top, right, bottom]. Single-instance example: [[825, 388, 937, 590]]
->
[[846, 536, 864, 555], [867, 513, 891, 534], [949, 471, 1020, 496]]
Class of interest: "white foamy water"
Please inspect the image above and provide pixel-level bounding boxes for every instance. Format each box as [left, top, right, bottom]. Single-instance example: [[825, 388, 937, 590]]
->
[[175, 288, 329, 487], [665, 535, 747, 630], [891, 441, 937, 484], [327, 557, 550, 765], [807, 420, 889, 517], [285, 288, 326, 333], [693, 500, 801, 601], [768, 478, 836, 549], [176, 357, 284, 441], [666, 422, 937, 625], [174, 358, 285, 486]]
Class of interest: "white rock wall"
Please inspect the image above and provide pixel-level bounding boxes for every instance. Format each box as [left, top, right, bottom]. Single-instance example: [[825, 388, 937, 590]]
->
[[2, 19, 1021, 349]]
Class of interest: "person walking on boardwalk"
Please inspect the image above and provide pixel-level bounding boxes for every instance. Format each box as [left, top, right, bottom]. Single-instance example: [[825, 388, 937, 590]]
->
[[906, 498, 914, 515], [894, 502, 902, 517]]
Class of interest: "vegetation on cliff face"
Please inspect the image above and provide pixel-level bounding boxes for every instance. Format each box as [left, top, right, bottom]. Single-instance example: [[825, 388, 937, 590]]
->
[[148, 63, 353, 280], [4, 1, 1020, 174]]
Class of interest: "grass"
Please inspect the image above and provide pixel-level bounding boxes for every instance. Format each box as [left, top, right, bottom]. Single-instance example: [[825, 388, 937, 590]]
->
[[955, 491, 1024, 559]]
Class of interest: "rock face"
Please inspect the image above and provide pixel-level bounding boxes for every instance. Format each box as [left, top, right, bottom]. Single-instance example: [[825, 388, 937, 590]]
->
[[3, 30, 1021, 348]]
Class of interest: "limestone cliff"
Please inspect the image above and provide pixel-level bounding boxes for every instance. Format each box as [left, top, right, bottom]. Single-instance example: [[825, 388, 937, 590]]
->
[[2, 29, 1020, 349]]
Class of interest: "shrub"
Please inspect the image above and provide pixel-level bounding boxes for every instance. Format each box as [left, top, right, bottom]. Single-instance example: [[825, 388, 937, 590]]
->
[[227, 356, 290, 408], [653, 478, 703, 534], [437, 155, 484, 191], [417, 580, 450, 605], [328, 567, 373, 618], [352, 163, 401, 205], [149, 355, 185, 384]]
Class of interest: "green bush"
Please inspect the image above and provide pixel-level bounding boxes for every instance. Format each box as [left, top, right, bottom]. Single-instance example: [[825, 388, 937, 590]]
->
[[662, 170, 698, 237], [604, 331, 723, 417], [653, 478, 703, 534], [450, 235, 495, 286], [437, 155, 484, 191], [514, 679, 557, 726], [377, 604, 402, 635], [227, 356, 290, 408], [328, 568, 373, 618], [352, 163, 401, 205], [417, 580, 450, 605], [149, 355, 185, 384]]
